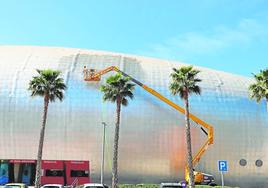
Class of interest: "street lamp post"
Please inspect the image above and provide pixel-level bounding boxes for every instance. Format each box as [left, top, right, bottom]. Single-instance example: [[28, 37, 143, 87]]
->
[[101, 122, 107, 184]]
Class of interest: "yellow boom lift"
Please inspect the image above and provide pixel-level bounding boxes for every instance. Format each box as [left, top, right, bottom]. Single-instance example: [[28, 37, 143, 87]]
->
[[83, 66, 215, 185]]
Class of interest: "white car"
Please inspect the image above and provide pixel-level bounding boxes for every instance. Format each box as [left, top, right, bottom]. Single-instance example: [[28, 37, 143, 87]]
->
[[4, 183, 28, 188], [41, 184, 64, 188], [160, 183, 184, 188], [79, 183, 108, 188]]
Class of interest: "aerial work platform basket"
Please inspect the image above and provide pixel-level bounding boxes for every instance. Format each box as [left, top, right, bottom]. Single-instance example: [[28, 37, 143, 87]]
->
[[83, 66, 101, 81]]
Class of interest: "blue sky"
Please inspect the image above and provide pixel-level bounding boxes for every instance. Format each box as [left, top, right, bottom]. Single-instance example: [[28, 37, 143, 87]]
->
[[0, 0, 267, 76]]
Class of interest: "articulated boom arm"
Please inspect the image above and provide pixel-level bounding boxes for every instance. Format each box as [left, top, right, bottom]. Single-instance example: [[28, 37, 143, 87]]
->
[[84, 66, 214, 180]]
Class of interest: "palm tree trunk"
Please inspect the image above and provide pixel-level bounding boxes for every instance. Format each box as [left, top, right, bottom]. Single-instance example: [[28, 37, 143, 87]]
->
[[184, 93, 195, 188], [112, 98, 121, 188], [266, 96, 268, 112], [34, 95, 49, 188]]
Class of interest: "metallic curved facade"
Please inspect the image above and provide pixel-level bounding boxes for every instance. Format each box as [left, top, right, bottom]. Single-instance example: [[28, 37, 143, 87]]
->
[[0, 46, 267, 188]]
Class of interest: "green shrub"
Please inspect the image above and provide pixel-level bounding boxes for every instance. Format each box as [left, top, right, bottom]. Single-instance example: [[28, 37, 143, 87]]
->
[[136, 184, 158, 188], [119, 184, 136, 188], [195, 185, 212, 188]]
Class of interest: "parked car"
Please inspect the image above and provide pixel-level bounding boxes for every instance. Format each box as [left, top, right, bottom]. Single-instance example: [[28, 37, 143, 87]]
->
[[4, 183, 28, 188], [41, 184, 64, 188], [78, 183, 108, 188]]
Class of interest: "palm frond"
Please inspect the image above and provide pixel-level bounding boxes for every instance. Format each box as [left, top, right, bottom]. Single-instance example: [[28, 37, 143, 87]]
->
[[249, 69, 268, 103], [28, 69, 67, 102], [100, 73, 135, 106], [169, 65, 201, 99]]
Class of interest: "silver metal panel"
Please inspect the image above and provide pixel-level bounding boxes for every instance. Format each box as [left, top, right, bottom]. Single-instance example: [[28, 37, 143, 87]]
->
[[0, 46, 267, 187]]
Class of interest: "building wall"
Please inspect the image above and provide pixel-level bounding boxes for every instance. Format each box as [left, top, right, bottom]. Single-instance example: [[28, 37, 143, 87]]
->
[[0, 46, 267, 187]]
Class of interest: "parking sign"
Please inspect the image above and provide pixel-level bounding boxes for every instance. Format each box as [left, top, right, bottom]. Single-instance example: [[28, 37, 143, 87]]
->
[[218, 160, 228, 172]]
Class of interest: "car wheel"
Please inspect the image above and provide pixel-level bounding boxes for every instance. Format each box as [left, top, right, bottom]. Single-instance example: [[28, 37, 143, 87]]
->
[[208, 182, 217, 186]]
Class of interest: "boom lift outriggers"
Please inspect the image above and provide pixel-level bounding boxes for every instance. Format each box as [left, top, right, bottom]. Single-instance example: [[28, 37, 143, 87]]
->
[[83, 66, 215, 185]]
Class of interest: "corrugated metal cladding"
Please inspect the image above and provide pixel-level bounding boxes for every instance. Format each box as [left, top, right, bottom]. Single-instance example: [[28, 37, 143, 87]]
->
[[0, 46, 267, 187]]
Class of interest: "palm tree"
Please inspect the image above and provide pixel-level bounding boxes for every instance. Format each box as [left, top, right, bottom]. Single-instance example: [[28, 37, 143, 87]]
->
[[249, 68, 268, 112], [28, 69, 67, 188], [100, 73, 135, 188], [169, 66, 201, 188]]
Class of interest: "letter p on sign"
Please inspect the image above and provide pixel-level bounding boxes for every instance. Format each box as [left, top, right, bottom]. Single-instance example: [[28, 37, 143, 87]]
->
[[218, 160, 228, 172]]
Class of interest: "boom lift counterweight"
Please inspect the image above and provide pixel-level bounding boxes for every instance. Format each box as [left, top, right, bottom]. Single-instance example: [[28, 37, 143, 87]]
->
[[83, 66, 214, 185]]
